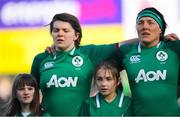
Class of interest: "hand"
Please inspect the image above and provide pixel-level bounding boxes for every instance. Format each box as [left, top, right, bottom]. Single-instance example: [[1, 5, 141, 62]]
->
[[164, 33, 179, 41], [46, 44, 56, 55]]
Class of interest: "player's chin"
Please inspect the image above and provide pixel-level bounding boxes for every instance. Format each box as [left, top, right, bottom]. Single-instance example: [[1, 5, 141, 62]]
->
[[55, 43, 63, 49], [99, 91, 109, 95], [141, 36, 153, 41]]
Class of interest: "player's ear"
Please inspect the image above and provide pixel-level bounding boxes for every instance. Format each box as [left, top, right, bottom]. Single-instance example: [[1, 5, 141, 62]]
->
[[74, 32, 80, 41]]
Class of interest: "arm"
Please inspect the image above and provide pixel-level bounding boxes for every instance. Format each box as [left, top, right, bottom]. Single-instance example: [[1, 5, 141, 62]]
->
[[31, 57, 40, 86], [118, 38, 138, 47], [45, 44, 56, 55], [164, 33, 179, 41], [118, 33, 179, 47], [30, 52, 49, 86]]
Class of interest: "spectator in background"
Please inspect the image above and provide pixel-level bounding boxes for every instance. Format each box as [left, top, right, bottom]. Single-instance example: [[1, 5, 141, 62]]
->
[[0, 76, 12, 116]]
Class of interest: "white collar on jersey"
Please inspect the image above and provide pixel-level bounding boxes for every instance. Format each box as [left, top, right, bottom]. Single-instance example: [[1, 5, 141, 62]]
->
[[137, 41, 161, 53], [96, 92, 124, 108], [70, 47, 76, 55], [53, 47, 76, 60]]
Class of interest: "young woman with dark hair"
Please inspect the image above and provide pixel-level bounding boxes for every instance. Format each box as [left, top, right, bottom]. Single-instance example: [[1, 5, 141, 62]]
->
[[5, 73, 50, 116]]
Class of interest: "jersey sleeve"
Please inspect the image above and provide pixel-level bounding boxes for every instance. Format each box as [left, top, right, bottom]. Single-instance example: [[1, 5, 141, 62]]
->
[[173, 40, 180, 58], [85, 43, 118, 66], [172, 41, 180, 87], [31, 56, 41, 86], [166, 40, 180, 86], [79, 100, 90, 116], [107, 47, 125, 71], [31, 52, 48, 87], [163, 40, 180, 98], [165, 40, 180, 58], [176, 40, 180, 89], [179, 65, 180, 87]]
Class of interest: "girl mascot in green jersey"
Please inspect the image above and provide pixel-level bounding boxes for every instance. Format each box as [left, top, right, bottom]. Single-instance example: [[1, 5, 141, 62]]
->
[[79, 61, 132, 116]]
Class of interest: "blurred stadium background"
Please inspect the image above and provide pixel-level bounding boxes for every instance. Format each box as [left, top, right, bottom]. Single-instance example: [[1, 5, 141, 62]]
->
[[0, 0, 180, 104]]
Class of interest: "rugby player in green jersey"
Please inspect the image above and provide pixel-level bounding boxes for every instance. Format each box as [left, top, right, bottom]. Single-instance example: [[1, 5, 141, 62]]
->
[[31, 13, 119, 116], [109, 7, 180, 116], [4, 74, 50, 116], [31, 12, 178, 116], [79, 61, 132, 116]]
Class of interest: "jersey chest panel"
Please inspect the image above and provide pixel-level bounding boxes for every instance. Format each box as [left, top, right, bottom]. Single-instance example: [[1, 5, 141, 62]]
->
[[123, 47, 179, 86], [38, 53, 94, 115], [39, 53, 94, 92]]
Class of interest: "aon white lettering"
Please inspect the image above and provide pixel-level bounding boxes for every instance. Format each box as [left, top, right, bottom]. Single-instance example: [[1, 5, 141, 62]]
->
[[47, 75, 78, 88], [135, 69, 167, 83]]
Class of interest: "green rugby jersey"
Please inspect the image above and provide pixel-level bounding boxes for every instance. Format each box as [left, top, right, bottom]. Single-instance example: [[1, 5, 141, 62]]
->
[[110, 40, 180, 116], [31, 44, 116, 116], [79, 90, 132, 116]]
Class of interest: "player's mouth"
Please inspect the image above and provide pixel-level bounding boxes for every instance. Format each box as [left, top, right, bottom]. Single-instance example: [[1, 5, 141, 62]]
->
[[100, 88, 108, 92], [141, 32, 150, 36]]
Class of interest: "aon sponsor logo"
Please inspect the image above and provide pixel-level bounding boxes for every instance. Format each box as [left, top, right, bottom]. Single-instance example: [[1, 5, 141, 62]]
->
[[47, 75, 78, 88], [135, 69, 167, 83]]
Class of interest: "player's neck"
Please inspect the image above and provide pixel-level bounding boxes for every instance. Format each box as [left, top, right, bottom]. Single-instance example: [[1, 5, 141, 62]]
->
[[104, 91, 117, 103]]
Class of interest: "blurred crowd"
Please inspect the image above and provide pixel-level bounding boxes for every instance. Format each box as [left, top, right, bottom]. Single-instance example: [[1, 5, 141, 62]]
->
[[0, 75, 13, 115]]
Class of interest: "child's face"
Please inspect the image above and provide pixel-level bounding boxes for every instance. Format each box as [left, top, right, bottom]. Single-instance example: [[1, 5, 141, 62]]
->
[[16, 85, 35, 104], [95, 68, 119, 97]]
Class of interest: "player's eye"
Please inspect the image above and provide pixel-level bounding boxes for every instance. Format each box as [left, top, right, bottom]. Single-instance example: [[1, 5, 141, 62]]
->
[[96, 77, 103, 81], [52, 28, 59, 32]]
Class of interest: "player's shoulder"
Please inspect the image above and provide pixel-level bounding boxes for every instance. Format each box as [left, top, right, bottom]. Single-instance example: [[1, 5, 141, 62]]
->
[[80, 44, 115, 49], [34, 52, 49, 58], [78, 44, 95, 53], [119, 42, 138, 54], [80, 44, 95, 49], [82, 96, 97, 107], [163, 39, 180, 46], [123, 95, 132, 102], [163, 40, 180, 51], [85, 95, 96, 102], [120, 41, 137, 48], [120, 94, 132, 109], [33, 51, 50, 62]]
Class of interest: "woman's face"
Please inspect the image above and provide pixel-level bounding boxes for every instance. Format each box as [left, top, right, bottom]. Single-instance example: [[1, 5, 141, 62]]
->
[[95, 68, 119, 99], [51, 21, 79, 51], [136, 17, 162, 47], [16, 85, 35, 105]]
